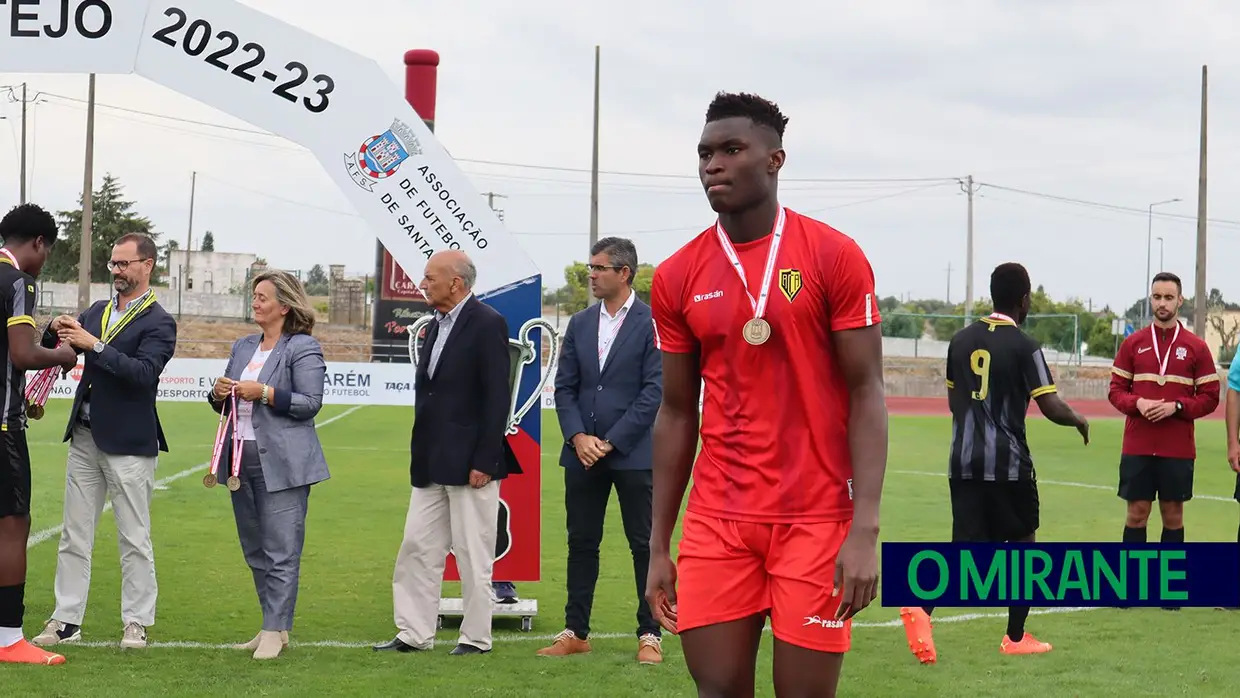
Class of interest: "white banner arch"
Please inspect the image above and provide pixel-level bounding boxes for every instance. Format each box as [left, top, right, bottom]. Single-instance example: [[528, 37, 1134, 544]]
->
[[0, 0, 538, 295]]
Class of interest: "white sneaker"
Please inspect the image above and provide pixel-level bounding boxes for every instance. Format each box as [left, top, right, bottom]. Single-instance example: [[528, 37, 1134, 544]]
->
[[31, 620, 81, 646], [120, 623, 147, 649]]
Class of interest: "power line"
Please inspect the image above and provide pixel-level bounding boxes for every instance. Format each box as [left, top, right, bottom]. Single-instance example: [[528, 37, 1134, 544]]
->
[[28, 88, 958, 185], [977, 182, 1240, 228]]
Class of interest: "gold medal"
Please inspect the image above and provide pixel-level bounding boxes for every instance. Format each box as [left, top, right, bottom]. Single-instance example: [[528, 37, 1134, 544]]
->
[[31, 403, 44, 420], [1158, 375, 1166, 386], [203, 473, 217, 488], [743, 318, 771, 346], [226, 476, 241, 492]]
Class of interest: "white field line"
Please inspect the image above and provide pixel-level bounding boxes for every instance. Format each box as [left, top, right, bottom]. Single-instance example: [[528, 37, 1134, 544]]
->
[[64, 607, 1101, 650], [891, 469, 1238, 503], [27, 406, 366, 549]]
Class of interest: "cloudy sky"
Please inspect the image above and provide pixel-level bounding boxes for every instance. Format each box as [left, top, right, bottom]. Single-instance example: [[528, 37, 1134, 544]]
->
[[3, 0, 1240, 313]]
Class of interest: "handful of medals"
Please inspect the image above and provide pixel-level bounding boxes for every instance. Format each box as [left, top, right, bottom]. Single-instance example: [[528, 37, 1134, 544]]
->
[[24, 361, 64, 421], [204, 387, 243, 492]]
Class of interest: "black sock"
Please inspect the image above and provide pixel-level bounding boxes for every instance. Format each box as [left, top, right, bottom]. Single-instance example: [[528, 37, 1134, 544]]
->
[[922, 606, 935, 617], [1123, 526, 1147, 543], [1161, 527, 1185, 544], [0, 584, 25, 629], [1007, 606, 1030, 642]]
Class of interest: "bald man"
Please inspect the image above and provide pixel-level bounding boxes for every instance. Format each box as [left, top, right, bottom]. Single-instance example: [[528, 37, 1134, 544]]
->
[[374, 251, 521, 656]]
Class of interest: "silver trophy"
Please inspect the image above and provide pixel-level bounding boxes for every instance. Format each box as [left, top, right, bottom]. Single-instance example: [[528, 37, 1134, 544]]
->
[[408, 314, 559, 435]]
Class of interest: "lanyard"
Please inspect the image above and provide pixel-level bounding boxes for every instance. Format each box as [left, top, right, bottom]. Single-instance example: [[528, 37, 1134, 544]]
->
[[715, 207, 787, 323], [987, 312, 1015, 324], [100, 291, 157, 343], [598, 302, 629, 361], [0, 248, 17, 269], [1150, 322, 1181, 381]]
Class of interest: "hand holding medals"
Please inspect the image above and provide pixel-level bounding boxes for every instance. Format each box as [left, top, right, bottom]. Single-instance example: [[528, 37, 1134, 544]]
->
[[25, 339, 73, 420], [205, 387, 243, 492], [716, 208, 786, 346]]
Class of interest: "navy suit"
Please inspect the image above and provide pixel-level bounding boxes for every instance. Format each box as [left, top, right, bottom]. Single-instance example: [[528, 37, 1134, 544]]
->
[[553, 292, 662, 639], [42, 297, 177, 456]]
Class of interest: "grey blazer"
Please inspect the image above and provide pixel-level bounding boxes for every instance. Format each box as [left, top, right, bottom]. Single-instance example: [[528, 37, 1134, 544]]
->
[[206, 332, 330, 492]]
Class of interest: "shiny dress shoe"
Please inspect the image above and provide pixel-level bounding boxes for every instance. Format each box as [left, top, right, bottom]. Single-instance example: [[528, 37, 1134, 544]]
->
[[449, 643, 490, 656], [372, 637, 426, 653]]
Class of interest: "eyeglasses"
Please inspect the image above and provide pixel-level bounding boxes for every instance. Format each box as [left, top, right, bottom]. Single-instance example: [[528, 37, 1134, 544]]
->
[[587, 264, 624, 273], [107, 258, 151, 271]]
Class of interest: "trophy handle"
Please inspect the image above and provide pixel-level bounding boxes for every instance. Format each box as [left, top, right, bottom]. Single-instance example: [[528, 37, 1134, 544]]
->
[[506, 318, 559, 435], [405, 314, 436, 366]]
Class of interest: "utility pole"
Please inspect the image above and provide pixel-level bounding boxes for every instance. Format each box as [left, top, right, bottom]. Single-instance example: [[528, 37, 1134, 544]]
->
[[19, 82, 27, 205], [185, 170, 196, 297], [946, 261, 952, 304], [1194, 65, 1209, 335], [482, 191, 507, 221], [960, 175, 978, 323], [76, 75, 96, 310], [588, 46, 601, 262]]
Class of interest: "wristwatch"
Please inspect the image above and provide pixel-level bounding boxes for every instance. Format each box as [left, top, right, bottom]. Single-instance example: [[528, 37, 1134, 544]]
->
[[1175, 400, 1184, 413], [92, 341, 104, 354]]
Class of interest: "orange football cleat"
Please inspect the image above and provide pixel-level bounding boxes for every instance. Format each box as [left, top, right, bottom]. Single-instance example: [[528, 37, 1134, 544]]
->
[[1000, 633, 1052, 655], [899, 607, 937, 664], [0, 638, 66, 665]]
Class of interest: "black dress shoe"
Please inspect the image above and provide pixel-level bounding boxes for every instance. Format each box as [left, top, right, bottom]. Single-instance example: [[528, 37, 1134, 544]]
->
[[449, 643, 489, 656], [372, 637, 426, 653]]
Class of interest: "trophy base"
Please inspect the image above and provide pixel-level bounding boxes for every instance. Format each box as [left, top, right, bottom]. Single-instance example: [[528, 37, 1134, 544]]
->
[[437, 597, 538, 633]]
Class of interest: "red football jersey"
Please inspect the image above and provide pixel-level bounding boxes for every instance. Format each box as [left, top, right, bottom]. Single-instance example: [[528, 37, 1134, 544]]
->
[[650, 208, 881, 523]]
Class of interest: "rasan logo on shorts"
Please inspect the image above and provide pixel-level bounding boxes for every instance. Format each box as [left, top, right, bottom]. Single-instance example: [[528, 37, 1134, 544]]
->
[[693, 290, 724, 303]]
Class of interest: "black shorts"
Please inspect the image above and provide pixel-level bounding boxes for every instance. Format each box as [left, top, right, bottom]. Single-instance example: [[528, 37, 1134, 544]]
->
[[949, 478, 1040, 542], [0, 429, 31, 518], [1118, 455, 1194, 503], [1233, 473, 1240, 502]]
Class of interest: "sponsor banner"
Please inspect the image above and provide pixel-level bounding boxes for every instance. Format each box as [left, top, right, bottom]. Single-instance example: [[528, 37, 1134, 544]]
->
[[35, 358, 421, 407]]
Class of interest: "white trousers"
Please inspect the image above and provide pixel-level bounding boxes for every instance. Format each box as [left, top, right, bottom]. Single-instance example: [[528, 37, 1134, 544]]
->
[[392, 481, 499, 650], [52, 425, 159, 627]]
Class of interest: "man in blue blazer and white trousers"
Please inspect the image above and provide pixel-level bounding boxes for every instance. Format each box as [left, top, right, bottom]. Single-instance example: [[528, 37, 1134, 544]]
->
[[536, 237, 665, 664]]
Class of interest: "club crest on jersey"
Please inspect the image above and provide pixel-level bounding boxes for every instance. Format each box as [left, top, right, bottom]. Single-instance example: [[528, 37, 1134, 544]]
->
[[1176, 346, 1187, 361], [779, 268, 803, 303]]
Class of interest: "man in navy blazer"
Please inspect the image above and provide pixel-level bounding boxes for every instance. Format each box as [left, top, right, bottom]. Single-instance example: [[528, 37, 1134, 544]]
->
[[536, 237, 665, 664], [31, 234, 176, 652]]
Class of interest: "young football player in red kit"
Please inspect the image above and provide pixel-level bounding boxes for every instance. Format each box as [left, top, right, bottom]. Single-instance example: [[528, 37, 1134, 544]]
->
[[646, 92, 888, 698]]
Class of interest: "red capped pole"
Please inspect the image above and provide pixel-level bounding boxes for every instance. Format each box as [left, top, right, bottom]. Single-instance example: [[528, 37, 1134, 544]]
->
[[371, 50, 442, 359], [404, 49, 439, 132]]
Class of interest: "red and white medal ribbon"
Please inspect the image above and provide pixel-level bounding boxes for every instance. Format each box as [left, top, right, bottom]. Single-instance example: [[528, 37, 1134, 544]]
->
[[715, 207, 787, 325], [25, 339, 66, 417], [205, 388, 244, 488], [987, 312, 1015, 323], [0, 248, 18, 268], [1151, 322, 1181, 385]]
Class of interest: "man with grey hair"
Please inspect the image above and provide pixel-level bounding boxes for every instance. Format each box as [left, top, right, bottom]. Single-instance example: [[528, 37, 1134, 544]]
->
[[375, 249, 521, 656], [537, 236, 665, 664]]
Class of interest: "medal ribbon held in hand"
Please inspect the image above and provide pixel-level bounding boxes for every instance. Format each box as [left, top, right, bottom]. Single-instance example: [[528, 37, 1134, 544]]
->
[[204, 388, 244, 492], [715, 207, 787, 346], [1151, 321, 1181, 387], [24, 338, 69, 421]]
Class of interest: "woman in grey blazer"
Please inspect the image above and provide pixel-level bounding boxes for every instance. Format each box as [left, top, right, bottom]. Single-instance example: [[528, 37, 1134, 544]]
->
[[206, 269, 329, 661]]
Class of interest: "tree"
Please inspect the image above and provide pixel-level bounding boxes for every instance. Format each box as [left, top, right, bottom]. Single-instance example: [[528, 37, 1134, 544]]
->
[[159, 239, 179, 276], [304, 264, 329, 296], [44, 173, 162, 285], [201, 231, 215, 252], [553, 261, 655, 315]]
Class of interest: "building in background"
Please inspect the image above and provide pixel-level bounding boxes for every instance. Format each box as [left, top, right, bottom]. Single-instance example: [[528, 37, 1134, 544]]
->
[[167, 250, 259, 295]]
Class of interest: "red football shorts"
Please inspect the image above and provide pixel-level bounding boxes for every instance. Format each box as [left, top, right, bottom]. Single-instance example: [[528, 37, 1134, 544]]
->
[[675, 510, 852, 653]]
